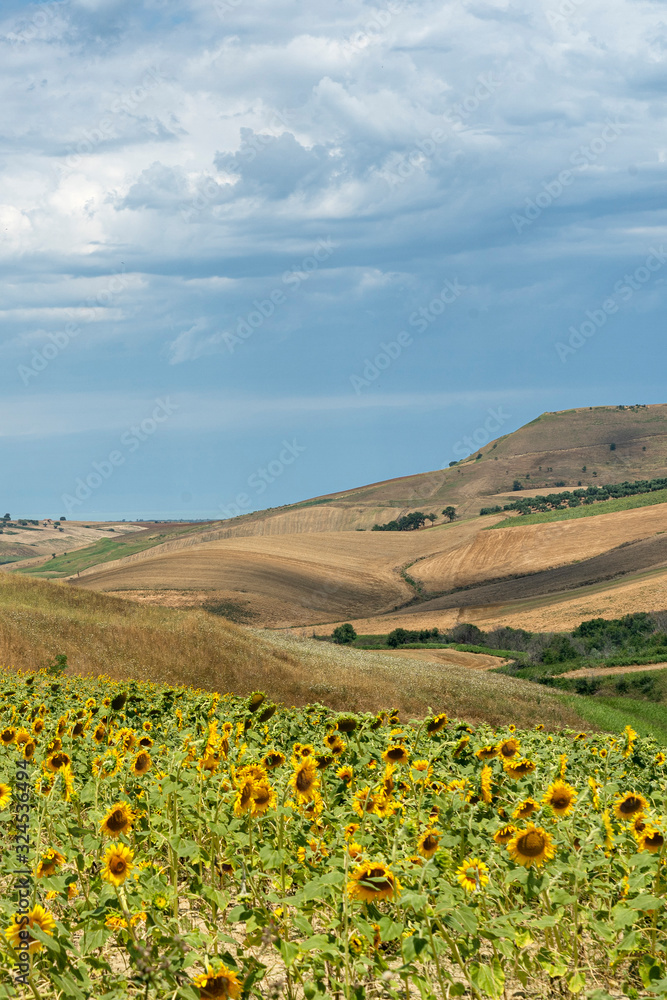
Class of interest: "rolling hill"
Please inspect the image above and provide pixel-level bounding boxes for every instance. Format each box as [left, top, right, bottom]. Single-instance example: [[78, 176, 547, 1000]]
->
[[6, 403, 667, 634]]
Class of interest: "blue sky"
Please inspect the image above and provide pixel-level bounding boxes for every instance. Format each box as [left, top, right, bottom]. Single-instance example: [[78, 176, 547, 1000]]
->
[[1, 0, 666, 520]]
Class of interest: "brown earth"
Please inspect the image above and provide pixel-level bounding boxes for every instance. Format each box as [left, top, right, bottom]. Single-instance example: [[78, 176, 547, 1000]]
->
[[559, 661, 667, 678], [73, 502, 667, 631]]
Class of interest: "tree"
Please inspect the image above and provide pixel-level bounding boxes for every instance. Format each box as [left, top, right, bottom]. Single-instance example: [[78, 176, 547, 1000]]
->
[[3, 514, 9, 520], [512, 480, 523, 491], [332, 623, 357, 645], [442, 506, 457, 522], [426, 513, 437, 526]]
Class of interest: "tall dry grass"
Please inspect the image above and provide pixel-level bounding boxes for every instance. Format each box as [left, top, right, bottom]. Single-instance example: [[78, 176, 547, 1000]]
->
[[0, 573, 587, 727]]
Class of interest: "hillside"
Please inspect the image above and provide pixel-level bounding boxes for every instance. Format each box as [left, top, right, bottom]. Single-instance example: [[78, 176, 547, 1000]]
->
[[8, 403, 667, 634], [0, 572, 585, 727]]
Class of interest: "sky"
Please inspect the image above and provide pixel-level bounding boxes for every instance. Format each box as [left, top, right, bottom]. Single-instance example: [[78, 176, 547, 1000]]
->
[[1, 0, 666, 520]]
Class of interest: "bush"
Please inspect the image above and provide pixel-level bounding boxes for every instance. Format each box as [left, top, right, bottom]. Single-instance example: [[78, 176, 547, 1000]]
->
[[332, 624, 357, 645]]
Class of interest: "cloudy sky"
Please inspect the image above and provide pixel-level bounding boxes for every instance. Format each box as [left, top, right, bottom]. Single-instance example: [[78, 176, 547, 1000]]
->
[[1, 0, 666, 520]]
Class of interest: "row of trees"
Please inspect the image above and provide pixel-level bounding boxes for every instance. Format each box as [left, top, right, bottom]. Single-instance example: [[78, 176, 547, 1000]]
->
[[480, 477, 667, 517], [372, 507, 456, 531]]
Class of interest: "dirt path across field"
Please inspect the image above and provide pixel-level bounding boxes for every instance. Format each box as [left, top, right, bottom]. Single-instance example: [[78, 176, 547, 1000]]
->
[[560, 661, 667, 678], [361, 647, 510, 671]]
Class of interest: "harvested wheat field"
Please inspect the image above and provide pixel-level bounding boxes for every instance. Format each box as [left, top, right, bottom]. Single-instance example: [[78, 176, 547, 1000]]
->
[[71, 519, 486, 622], [317, 564, 667, 638], [411, 502, 667, 592]]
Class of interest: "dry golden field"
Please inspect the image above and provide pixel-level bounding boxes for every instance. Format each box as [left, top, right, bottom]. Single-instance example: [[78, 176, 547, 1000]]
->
[[0, 570, 586, 727], [72, 500, 667, 633]]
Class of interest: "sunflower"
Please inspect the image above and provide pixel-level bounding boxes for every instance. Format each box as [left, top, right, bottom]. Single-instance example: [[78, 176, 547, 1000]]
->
[[456, 857, 489, 893], [93, 723, 107, 744], [262, 751, 286, 770], [493, 823, 517, 845], [504, 758, 536, 779], [599, 748, 608, 758], [45, 751, 71, 773], [335, 715, 358, 733], [347, 861, 401, 902], [622, 724, 638, 758], [23, 740, 36, 762], [382, 744, 409, 765], [497, 737, 520, 759], [61, 764, 75, 801], [139, 735, 154, 749], [512, 798, 539, 820], [613, 792, 648, 821], [102, 843, 134, 886], [0, 727, 16, 746], [372, 790, 398, 818], [248, 691, 265, 713], [411, 759, 430, 772], [417, 829, 440, 859], [336, 765, 354, 784], [100, 801, 134, 838], [655, 752, 666, 766], [425, 713, 448, 735], [480, 765, 493, 804], [132, 751, 152, 776], [543, 779, 577, 817], [453, 736, 470, 757], [15, 728, 30, 746], [233, 777, 256, 817], [0, 783, 10, 810], [602, 811, 614, 853], [476, 745, 498, 760], [507, 824, 555, 868], [637, 827, 665, 854], [352, 787, 375, 817], [193, 963, 242, 999], [5, 905, 56, 954], [36, 849, 66, 879], [32, 718, 45, 736], [251, 782, 276, 816], [290, 757, 320, 804]]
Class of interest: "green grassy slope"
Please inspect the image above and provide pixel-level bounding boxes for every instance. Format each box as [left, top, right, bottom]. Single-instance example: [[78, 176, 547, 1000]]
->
[[489, 489, 667, 529], [20, 523, 216, 579]]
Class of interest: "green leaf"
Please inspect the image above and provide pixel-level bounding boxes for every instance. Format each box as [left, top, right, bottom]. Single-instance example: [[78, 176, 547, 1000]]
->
[[639, 956, 665, 989], [278, 939, 299, 968], [301, 934, 332, 951], [629, 894, 663, 911], [402, 936, 428, 963], [445, 905, 478, 935], [378, 917, 404, 942], [400, 890, 429, 910], [470, 958, 505, 999], [567, 971, 586, 994]]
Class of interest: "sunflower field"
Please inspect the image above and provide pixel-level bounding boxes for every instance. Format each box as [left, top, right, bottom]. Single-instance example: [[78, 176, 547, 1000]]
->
[[0, 666, 666, 999]]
